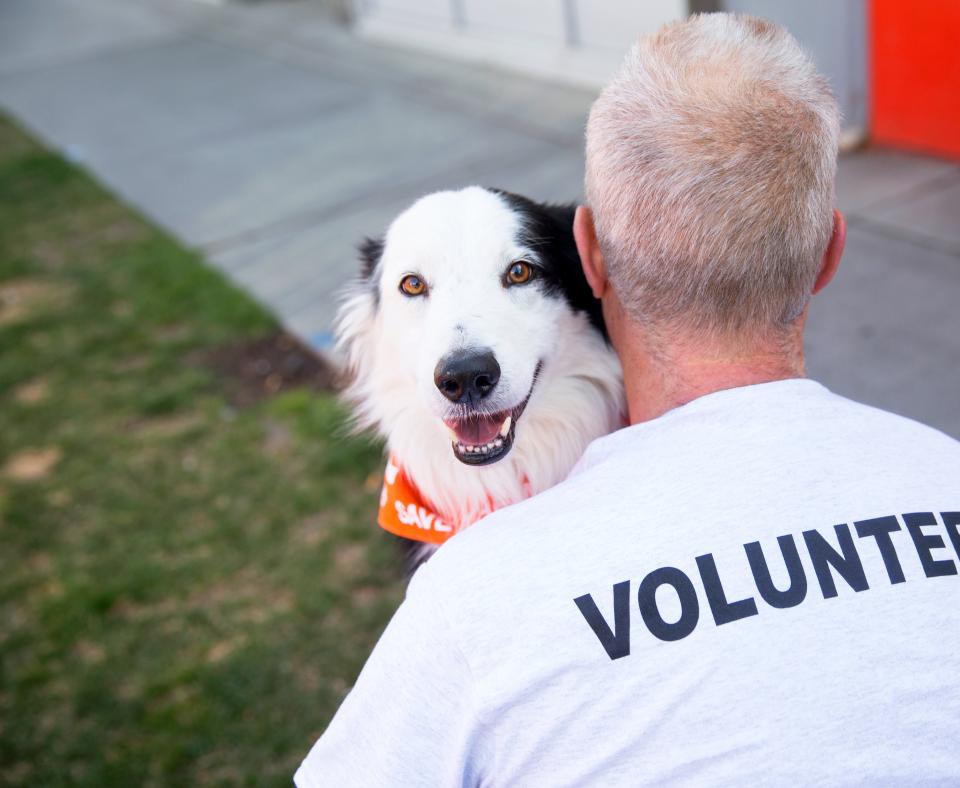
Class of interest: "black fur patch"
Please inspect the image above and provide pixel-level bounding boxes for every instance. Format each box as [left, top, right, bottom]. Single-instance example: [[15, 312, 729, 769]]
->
[[491, 189, 607, 339], [358, 236, 384, 303]]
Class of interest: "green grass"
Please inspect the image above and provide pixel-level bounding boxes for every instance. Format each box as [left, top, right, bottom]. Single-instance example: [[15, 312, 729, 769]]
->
[[0, 115, 404, 786]]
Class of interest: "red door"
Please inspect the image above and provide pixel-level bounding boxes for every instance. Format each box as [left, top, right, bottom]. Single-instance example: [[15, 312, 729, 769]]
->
[[871, 0, 960, 159]]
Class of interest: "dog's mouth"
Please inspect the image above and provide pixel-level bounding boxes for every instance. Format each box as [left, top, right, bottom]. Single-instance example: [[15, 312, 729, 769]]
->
[[442, 363, 541, 466], [444, 408, 519, 466]]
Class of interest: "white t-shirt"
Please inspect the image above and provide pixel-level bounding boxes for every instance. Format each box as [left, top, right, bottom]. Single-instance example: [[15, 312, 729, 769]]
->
[[296, 379, 960, 787]]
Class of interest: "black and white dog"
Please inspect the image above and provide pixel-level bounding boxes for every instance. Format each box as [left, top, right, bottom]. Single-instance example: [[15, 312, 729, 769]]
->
[[336, 186, 624, 561]]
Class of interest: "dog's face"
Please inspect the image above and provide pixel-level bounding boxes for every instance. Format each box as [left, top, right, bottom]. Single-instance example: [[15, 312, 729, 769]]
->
[[338, 187, 606, 468]]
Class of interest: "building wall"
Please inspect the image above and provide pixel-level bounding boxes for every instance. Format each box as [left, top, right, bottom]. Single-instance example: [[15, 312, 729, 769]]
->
[[354, 0, 686, 89], [870, 0, 960, 159], [355, 0, 866, 143]]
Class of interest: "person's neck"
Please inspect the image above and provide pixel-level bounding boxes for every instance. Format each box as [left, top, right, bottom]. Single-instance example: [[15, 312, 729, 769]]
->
[[617, 323, 806, 425]]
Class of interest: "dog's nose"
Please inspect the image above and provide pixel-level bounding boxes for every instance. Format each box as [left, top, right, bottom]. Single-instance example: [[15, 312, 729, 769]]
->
[[434, 350, 501, 403]]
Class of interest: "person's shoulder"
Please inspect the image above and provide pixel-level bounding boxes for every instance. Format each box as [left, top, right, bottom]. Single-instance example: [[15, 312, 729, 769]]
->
[[421, 471, 588, 584], [456, 477, 580, 550], [820, 388, 960, 451]]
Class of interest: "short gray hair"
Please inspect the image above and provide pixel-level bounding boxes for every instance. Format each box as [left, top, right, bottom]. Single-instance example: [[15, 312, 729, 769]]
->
[[585, 13, 840, 334]]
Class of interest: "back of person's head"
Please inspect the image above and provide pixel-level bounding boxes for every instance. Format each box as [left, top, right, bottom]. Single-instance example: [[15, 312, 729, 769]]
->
[[585, 13, 840, 338]]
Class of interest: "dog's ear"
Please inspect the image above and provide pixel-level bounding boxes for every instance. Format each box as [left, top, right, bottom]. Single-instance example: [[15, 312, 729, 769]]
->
[[537, 202, 577, 235], [358, 236, 385, 285], [525, 200, 609, 340], [333, 237, 384, 430]]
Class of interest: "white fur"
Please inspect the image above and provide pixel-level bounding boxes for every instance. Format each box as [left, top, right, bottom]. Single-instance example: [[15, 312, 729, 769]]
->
[[337, 187, 624, 542]]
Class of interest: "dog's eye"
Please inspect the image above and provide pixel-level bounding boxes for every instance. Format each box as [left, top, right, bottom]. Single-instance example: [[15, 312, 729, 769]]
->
[[399, 274, 427, 297], [505, 261, 534, 286]]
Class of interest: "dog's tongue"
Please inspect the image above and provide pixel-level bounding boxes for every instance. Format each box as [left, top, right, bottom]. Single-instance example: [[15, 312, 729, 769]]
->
[[445, 414, 503, 446]]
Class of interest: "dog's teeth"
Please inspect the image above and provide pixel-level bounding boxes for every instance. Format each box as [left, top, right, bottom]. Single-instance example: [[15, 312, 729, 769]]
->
[[499, 416, 512, 437]]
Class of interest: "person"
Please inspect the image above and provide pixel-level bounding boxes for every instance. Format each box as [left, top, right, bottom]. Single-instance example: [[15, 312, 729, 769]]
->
[[296, 13, 960, 786]]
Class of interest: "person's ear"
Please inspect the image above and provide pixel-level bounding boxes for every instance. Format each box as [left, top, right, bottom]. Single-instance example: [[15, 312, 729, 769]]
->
[[574, 206, 608, 299], [813, 209, 846, 295]]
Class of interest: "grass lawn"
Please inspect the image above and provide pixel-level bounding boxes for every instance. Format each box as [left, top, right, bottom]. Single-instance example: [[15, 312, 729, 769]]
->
[[0, 114, 405, 786]]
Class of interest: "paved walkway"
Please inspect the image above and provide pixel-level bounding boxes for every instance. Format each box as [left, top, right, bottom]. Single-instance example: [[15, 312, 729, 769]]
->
[[2, 0, 958, 437]]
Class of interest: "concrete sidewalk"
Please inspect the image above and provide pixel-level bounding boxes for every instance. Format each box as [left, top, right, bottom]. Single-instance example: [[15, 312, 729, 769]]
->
[[2, 0, 958, 437]]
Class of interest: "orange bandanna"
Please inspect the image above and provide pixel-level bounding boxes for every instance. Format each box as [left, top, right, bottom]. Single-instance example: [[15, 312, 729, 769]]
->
[[377, 457, 457, 545]]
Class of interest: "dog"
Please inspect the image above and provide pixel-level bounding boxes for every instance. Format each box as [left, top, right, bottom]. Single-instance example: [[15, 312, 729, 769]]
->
[[336, 186, 625, 566]]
